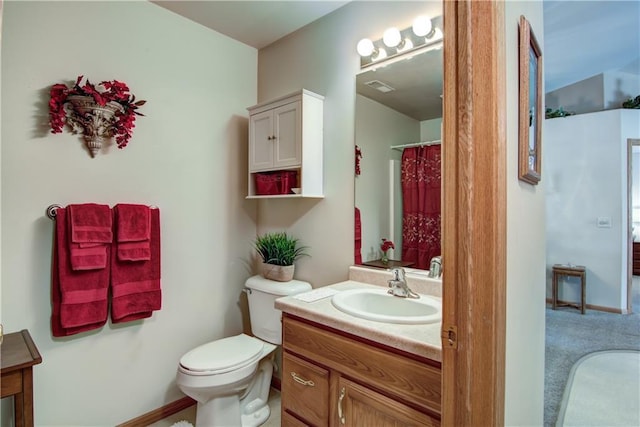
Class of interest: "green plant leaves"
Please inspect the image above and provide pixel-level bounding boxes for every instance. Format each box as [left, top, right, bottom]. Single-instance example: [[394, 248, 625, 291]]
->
[[254, 232, 309, 266]]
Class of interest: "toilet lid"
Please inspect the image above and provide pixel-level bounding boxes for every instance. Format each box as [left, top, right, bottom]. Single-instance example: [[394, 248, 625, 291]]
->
[[179, 334, 264, 374]]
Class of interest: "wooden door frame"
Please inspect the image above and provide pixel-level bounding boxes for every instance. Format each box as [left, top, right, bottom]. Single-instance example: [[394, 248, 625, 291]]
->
[[442, 1, 507, 425], [627, 139, 640, 314]]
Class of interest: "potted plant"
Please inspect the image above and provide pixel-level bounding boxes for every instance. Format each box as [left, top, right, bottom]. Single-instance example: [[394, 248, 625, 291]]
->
[[254, 231, 309, 282]]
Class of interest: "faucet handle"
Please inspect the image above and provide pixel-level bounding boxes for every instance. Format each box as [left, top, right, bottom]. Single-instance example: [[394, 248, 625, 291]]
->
[[390, 267, 406, 281]]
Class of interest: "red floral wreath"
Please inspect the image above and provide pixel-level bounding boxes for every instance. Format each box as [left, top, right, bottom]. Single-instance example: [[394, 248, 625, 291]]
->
[[49, 75, 146, 149]]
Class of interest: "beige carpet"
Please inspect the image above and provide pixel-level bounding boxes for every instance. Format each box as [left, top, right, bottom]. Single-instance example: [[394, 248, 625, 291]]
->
[[556, 350, 640, 426]]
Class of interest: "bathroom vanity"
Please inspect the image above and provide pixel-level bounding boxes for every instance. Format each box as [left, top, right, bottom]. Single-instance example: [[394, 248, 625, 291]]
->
[[275, 273, 442, 427]]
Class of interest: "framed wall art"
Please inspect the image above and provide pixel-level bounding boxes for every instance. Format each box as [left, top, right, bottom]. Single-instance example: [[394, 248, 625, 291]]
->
[[518, 15, 543, 185]]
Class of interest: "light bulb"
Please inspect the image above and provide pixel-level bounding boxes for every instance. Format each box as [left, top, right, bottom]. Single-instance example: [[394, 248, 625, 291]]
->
[[398, 38, 414, 52], [413, 15, 433, 37], [372, 47, 387, 62], [383, 27, 402, 48], [356, 38, 375, 57]]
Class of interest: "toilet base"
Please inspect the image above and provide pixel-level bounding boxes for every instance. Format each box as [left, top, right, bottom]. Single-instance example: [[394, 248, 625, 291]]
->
[[192, 357, 274, 427], [196, 394, 239, 426], [241, 404, 270, 427]]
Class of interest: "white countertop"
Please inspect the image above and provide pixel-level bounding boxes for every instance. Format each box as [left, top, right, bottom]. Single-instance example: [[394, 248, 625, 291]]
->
[[275, 280, 443, 362]]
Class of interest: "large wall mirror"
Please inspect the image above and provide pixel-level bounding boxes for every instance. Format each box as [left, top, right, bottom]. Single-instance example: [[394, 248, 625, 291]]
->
[[354, 15, 443, 271]]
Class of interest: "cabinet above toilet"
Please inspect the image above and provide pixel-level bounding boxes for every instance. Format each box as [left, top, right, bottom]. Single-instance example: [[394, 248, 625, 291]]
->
[[246, 89, 324, 199]]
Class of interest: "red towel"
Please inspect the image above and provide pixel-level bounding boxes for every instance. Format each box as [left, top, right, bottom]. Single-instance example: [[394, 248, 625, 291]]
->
[[68, 204, 112, 270], [111, 208, 161, 323], [51, 208, 110, 337], [115, 204, 151, 261], [355, 207, 362, 264]]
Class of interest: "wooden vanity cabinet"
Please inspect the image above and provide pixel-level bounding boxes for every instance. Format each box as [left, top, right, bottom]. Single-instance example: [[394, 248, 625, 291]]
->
[[281, 314, 441, 427]]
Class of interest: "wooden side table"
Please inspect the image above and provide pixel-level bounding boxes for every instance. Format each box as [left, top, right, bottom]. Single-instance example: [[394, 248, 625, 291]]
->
[[552, 264, 586, 314], [1, 329, 42, 427]]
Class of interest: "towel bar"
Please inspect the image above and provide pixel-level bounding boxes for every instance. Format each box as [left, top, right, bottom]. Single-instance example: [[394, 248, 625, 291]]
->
[[46, 204, 62, 220], [46, 204, 158, 220]]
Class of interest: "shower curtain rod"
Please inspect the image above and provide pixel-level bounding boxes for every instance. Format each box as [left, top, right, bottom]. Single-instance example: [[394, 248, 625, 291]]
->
[[390, 139, 441, 151]]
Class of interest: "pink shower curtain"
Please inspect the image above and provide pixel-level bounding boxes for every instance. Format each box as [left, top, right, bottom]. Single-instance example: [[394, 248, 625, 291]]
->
[[401, 145, 441, 270]]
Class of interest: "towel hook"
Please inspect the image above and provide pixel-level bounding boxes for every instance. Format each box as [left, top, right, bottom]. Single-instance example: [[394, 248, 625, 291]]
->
[[46, 204, 62, 220]]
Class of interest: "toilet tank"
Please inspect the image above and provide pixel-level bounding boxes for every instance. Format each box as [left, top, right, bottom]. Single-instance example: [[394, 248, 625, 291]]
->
[[245, 275, 312, 345]]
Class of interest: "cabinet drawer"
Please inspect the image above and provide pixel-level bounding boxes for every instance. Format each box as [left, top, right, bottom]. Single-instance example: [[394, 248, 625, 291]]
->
[[283, 316, 441, 417], [282, 352, 330, 426]]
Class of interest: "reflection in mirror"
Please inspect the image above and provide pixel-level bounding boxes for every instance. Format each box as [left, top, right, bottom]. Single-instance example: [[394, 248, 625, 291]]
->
[[355, 17, 443, 271]]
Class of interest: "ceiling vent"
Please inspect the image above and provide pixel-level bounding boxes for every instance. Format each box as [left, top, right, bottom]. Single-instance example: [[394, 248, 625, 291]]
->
[[365, 80, 395, 93]]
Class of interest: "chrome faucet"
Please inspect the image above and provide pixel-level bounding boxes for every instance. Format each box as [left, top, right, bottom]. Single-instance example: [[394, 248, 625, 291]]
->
[[387, 267, 420, 299]]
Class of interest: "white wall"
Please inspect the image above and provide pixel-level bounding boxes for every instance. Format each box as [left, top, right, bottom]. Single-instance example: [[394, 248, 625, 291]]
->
[[545, 109, 640, 312], [546, 70, 640, 115], [420, 117, 442, 142], [355, 94, 420, 262], [545, 73, 604, 114], [604, 71, 640, 110], [505, 2, 546, 425], [1, 2, 257, 425]]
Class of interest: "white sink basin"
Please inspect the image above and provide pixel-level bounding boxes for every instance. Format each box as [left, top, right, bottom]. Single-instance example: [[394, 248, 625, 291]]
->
[[331, 288, 441, 324]]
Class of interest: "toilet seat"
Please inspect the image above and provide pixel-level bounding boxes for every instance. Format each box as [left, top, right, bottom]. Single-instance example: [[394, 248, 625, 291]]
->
[[179, 334, 264, 375]]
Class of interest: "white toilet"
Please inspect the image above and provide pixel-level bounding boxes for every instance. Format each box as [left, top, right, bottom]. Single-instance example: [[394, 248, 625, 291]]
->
[[176, 275, 311, 427]]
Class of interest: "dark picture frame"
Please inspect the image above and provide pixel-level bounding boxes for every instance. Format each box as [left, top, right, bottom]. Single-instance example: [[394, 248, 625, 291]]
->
[[518, 15, 543, 185]]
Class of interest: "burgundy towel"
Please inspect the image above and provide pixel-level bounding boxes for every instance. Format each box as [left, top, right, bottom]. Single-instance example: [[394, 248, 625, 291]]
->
[[68, 204, 112, 270], [51, 208, 110, 337], [111, 208, 161, 323], [355, 207, 362, 264], [115, 204, 151, 261]]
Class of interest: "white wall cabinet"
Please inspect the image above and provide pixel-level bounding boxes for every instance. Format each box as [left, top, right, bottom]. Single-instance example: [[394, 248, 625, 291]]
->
[[249, 102, 301, 171], [247, 89, 324, 199]]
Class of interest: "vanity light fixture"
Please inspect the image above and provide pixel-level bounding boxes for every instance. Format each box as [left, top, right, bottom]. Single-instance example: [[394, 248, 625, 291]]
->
[[383, 27, 414, 53], [357, 38, 387, 62], [412, 15, 436, 38], [357, 15, 442, 70], [383, 27, 401, 47]]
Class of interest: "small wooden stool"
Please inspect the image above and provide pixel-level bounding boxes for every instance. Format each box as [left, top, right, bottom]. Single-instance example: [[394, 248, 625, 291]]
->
[[552, 264, 586, 314]]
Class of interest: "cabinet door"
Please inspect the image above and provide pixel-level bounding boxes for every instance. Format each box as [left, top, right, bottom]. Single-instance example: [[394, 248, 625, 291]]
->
[[249, 110, 274, 171], [273, 101, 302, 168], [337, 377, 439, 427]]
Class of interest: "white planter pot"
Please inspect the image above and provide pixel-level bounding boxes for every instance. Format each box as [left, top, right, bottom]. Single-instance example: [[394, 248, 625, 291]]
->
[[261, 263, 295, 282]]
